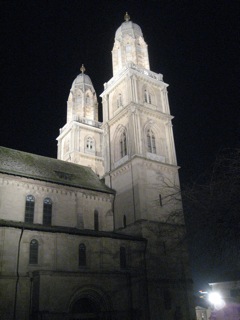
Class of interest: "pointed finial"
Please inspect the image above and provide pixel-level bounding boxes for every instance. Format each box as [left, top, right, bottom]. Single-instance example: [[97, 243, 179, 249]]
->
[[80, 64, 86, 74], [124, 12, 130, 22]]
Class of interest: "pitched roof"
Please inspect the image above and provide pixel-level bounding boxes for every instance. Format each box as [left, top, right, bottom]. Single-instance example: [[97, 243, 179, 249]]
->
[[0, 146, 114, 194]]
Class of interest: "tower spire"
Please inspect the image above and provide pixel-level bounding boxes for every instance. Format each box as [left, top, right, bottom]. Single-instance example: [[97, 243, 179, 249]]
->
[[80, 64, 86, 74], [124, 12, 130, 21]]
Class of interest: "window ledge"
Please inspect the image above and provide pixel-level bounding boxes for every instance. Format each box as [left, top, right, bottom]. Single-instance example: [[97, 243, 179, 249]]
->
[[84, 149, 95, 154], [114, 155, 129, 168], [147, 153, 165, 163]]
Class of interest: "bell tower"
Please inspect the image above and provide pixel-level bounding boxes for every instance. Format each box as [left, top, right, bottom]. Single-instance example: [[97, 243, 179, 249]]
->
[[57, 65, 104, 176], [101, 14, 194, 319], [112, 12, 150, 76], [101, 13, 179, 229]]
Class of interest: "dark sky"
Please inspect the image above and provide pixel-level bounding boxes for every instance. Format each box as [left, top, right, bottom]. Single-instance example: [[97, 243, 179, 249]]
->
[[0, 0, 239, 291]]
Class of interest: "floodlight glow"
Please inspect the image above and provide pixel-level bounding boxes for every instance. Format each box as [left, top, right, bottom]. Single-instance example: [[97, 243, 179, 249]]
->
[[208, 292, 225, 310]]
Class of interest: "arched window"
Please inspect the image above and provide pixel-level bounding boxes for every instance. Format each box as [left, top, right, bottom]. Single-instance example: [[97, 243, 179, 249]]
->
[[29, 239, 38, 264], [120, 246, 127, 269], [76, 92, 82, 104], [123, 215, 127, 228], [79, 243, 86, 266], [86, 137, 94, 152], [147, 129, 156, 154], [94, 210, 99, 231], [25, 195, 35, 223], [126, 43, 132, 62], [120, 131, 127, 158], [126, 44, 131, 52], [117, 93, 123, 108], [43, 198, 52, 226], [86, 94, 90, 104], [144, 90, 151, 104]]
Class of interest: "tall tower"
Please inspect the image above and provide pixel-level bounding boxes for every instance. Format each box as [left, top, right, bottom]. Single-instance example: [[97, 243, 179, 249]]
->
[[57, 65, 104, 176], [101, 13, 194, 319], [101, 13, 178, 228]]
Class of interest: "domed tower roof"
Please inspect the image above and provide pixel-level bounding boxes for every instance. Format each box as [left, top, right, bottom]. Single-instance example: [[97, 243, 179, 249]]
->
[[67, 65, 98, 123], [115, 12, 143, 41], [112, 13, 150, 76], [70, 64, 94, 92]]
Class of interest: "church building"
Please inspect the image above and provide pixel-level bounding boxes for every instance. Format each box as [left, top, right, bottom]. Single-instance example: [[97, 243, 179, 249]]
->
[[0, 13, 194, 320]]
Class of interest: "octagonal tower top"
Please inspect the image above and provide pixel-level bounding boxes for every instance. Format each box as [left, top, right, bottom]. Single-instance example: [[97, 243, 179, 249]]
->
[[112, 13, 150, 76], [66, 65, 98, 123]]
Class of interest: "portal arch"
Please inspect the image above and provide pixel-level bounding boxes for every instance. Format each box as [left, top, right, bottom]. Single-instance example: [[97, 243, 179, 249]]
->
[[69, 287, 112, 320]]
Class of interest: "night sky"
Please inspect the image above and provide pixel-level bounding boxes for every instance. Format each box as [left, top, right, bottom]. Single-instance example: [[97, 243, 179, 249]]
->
[[1, 0, 239, 291]]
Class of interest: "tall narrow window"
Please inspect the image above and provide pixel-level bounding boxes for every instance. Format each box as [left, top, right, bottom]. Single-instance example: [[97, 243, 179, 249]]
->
[[94, 210, 99, 231], [25, 195, 35, 223], [120, 246, 127, 269], [144, 90, 151, 104], [147, 129, 156, 154], [43, 198, 52, 226], [86, 137, 94, 152], [79, 243, 86, 266], [163, 241, 167, 255], [86, 94, 89, 104], [123, 215, 127, 228], [126, 44, 132, 61], [29, 239, 38, 264], [120, 132, 127, 158], [117, 93, 123, 108], [76, 92, 82, 104], [144, 90, 148, 103], [147, 131, 151, 151]]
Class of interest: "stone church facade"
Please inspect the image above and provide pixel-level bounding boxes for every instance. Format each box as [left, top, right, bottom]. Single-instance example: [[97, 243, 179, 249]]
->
[[0, 14, 195, 320]]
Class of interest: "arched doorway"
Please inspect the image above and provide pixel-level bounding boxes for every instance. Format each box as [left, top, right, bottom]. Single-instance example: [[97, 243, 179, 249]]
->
[[70, 297, 100, 319], [69, 289, 112, 320]]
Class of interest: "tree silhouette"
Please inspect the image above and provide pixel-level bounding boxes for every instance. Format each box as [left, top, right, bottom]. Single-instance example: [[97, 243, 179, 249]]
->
[[182, 148, 240, 280]]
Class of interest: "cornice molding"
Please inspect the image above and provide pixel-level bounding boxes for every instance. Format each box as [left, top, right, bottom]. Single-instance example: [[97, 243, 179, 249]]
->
[[106, 154, 179, 178], [101, 64, 168, 96], [0, 173, 113, 202], [58, 120, 103, 140]]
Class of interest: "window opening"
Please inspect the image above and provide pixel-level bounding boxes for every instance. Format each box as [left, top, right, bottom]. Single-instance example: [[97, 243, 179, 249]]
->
[[79, 243, 86, 266], [25, 195, 35, 223], [147, 129, 156, 154], [120, 246, 127, 269], [94, 210, 99, 231], [71, 297, 100, 316], [144, 90, 151, 104], [76, 93, 82, 103], [126, 44, 131, 52], [43, 198, 52, 226], [120, 132, 127, 158], [86, 94, 90, 104], [86, 137, 94, 151], [163, 241, 167, 255], [123, 215, 127, 228], [117, 93, 123, 108], [29, 239, 38, 264]]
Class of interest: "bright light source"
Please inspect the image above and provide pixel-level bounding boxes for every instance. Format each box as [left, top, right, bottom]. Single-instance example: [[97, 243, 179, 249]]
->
[[209, 292, 221, 304], [208, 292, 225, 310]]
